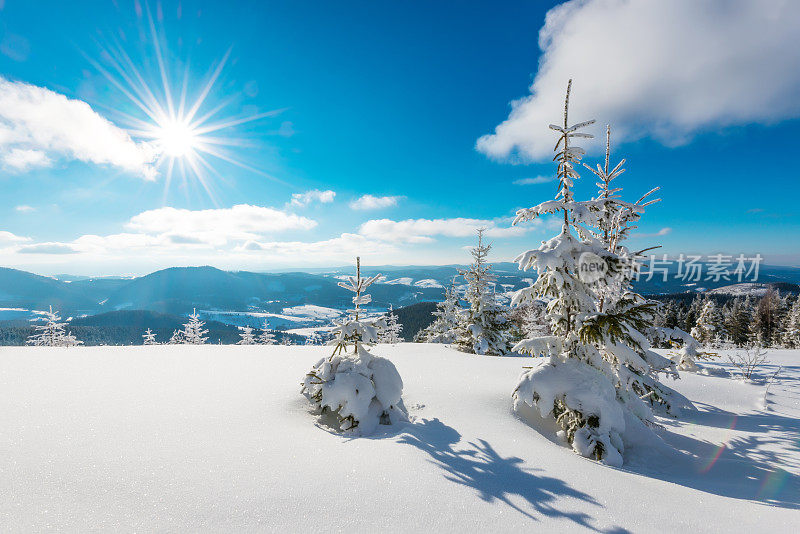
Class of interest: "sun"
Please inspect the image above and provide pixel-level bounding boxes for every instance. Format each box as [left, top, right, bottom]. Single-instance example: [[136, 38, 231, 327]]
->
[[156, 119, 198, 158], [87, 6, 283, 200]]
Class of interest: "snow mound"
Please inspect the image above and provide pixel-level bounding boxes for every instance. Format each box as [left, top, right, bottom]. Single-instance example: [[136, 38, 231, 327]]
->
[[513, 358, 625, 466], [302, 346, 408, 435]]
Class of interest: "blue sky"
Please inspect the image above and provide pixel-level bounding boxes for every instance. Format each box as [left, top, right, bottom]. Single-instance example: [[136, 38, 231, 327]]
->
[[0, 0, 798, 275]]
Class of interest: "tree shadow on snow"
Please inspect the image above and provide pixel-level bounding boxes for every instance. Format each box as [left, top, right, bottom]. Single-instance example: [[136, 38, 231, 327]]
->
[[511, 394, 800, 511], [396, 418, 614, 531], [628, 402, 800, 509]]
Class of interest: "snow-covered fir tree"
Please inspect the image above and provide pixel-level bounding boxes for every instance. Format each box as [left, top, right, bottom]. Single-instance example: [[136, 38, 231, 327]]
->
[[649, 324, 717, 372], [771, 293, 792, 347], [301, 257, 407, 435], [691, 297, 726, 346], [725, 297, 753, 347], [649, 293, 800, 349], [305, 331, 323, 345], [581, 125, 659, 255], [62, 331, 81, 347], [685, 296, 704, 333], [518, 301, 551, 339], [661, 300, 681, 330], [415, 279, 461, 343], [168, 329, 184, 344], [455, 229, 513, 356], [783, 297, 800, 348], [142, 328, 158, 345], [670, 339, 717, 372], [510, 81, 688, 466], [257, 319, 277, 345], [237, 326, 257, 345], [26, 306, 82, 347], [181, 308, 208, 345], [582, 124, 688, 417], [379, 305, 404, 343]]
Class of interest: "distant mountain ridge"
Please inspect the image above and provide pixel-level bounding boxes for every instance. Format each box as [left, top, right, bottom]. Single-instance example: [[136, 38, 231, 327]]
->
[[0, 267, 101, 312], [1, 263, 799, 318]]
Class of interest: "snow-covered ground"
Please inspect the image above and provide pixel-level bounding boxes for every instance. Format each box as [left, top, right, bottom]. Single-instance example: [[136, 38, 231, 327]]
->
[[200, 305, 344, 330], [413, 278, 444, 288], [382, 276, 414, 286], [0, 345, 798, 531], [284, 325, 336, 338], [280, 304, 342, 320], [707, 283, 771, 297]]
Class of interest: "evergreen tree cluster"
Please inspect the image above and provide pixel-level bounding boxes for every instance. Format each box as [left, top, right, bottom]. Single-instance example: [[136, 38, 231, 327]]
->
[[26, 306, 82, 347], [415, 232, 520, 355], [235, 319, 279, 345], [653, 289, 800, 349]]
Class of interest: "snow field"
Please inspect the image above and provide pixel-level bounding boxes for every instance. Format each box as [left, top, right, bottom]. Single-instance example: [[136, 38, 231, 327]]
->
[[0, 345, 798, 532]]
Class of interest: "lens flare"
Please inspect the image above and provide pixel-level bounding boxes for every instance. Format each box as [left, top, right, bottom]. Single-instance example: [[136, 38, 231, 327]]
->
[[758, 467, 791, 500], [699, 414, 737, 473]]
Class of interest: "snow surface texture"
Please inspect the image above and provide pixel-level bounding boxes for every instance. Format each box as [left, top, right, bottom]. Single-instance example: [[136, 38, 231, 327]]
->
[[0, 345, 798, 531]]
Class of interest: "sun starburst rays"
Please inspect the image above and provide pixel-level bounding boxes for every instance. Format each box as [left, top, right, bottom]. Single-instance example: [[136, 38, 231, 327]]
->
[[87, 6, 283, 203]]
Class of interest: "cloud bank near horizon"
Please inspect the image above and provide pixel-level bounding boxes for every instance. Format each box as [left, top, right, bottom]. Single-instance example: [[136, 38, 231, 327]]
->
[[0, 202, 543, 273]]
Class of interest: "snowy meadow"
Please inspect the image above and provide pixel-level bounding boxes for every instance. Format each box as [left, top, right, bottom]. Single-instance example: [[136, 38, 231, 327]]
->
[[1, 344, 798, 531]]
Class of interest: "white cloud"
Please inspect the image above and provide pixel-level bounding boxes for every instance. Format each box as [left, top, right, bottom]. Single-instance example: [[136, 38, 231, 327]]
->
[[513, 176, 554, 186], [289, 189, 336, 208], [236, 233, 396, 261], [0, 76, 155, 178], [5, 204, 318, 257], [3, 231, 401, 272], [358, 217, 532, 243], [73, 232, 163, 252], [477, 0, 800, 161], [631, 227, 672, 238], [0, 230, 30, 244], [2, 204, 543, 270], [3, 148, 50, 171], [349, 194, 402, 210], [126, 204, 317, 246], [14, 205, 35, 213], [12, 211, 530, 260], [18, 242, 79, 254]]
